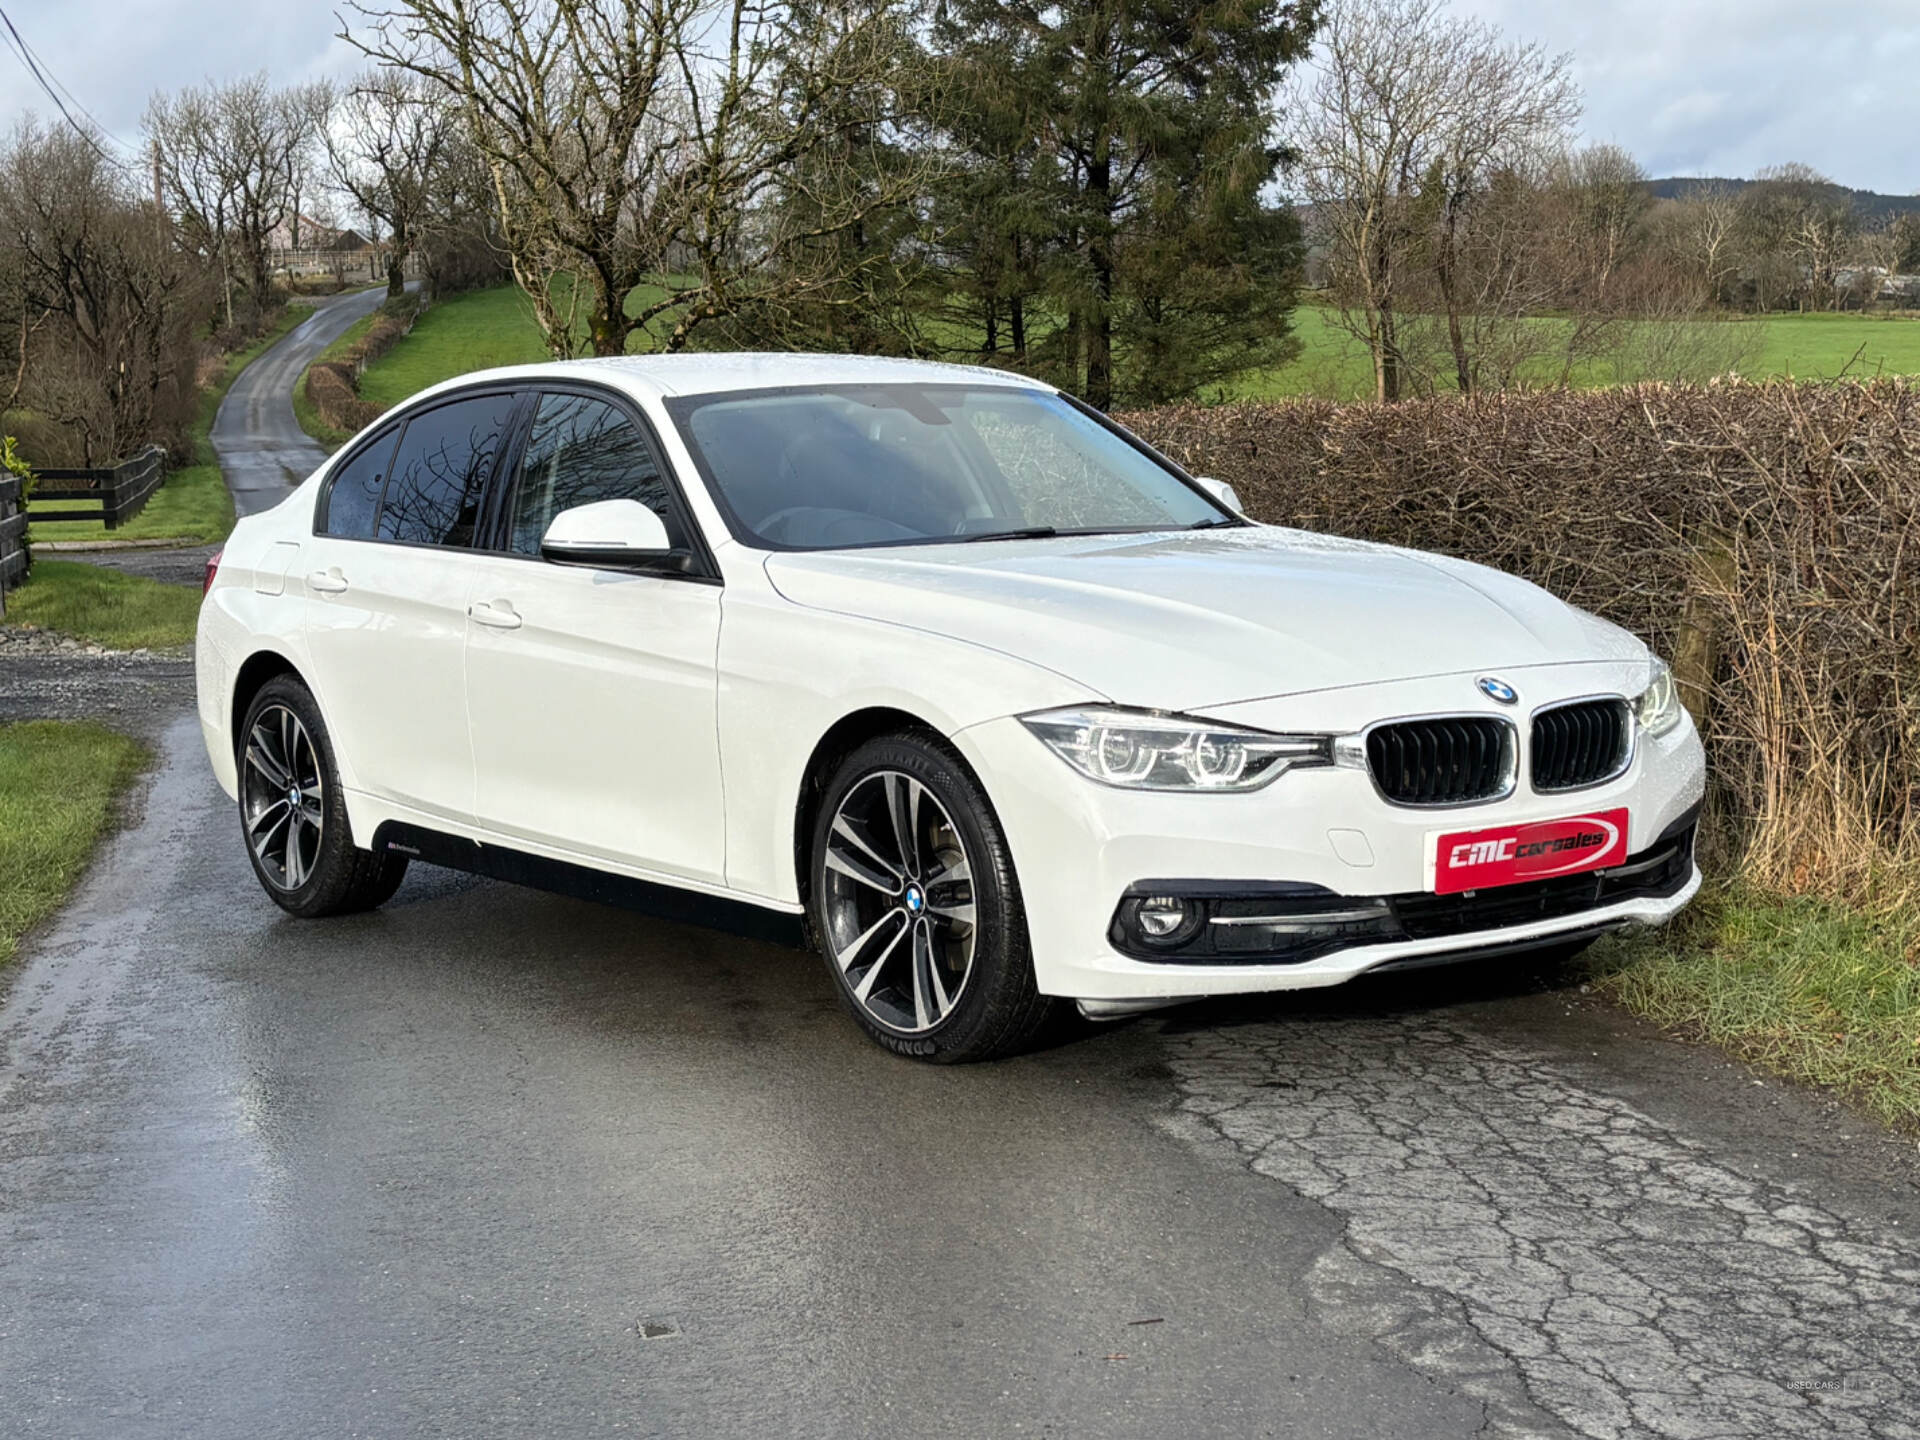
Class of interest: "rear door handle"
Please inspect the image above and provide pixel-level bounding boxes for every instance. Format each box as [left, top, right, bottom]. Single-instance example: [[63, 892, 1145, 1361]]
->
[[307, 568, 348, 594], [468, 599, 522, 630]]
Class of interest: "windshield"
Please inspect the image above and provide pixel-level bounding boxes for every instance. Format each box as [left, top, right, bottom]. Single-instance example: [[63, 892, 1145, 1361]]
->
[[663, 384, 1232, 550]]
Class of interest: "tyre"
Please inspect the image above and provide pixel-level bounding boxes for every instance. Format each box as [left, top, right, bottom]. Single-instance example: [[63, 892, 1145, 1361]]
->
[[237, 675, 409, 918], [809, 733, 1059, 1062]]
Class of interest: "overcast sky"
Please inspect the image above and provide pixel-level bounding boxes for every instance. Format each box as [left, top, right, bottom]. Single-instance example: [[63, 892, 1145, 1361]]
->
[[2, 0, 1916, 194]]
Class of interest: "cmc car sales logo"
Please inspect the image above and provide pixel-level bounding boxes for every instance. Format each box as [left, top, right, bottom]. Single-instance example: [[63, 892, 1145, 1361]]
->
[[1432, 808, 1629, 894]]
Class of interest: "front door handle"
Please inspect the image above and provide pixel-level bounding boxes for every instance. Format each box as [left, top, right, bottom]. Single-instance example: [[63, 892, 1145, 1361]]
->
[[307, 568, 348, 594], [468, 599, 522, 630]]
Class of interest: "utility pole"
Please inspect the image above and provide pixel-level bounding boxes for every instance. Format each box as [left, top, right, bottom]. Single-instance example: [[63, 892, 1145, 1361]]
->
[[150, 137, 165, 241]]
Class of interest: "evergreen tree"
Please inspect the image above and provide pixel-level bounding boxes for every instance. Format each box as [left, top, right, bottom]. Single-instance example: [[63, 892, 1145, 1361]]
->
[[933, 0, 1319, 407]]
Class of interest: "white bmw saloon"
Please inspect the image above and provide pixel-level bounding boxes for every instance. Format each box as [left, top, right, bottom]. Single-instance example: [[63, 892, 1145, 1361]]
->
[[196, 354, 1705, 1061]]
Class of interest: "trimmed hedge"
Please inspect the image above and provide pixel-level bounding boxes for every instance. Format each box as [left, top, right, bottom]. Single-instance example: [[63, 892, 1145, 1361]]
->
[[1120, 381, 1920, 901], [305, 295, 424, 436]]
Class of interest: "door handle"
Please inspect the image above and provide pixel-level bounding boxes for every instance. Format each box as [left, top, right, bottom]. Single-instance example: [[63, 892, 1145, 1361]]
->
[[307, 568, 348, 594], [468, 599, 522, 630]]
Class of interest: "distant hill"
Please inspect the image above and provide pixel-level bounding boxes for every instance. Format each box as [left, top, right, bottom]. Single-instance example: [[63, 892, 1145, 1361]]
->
[[1649, 177, 1920, 221]]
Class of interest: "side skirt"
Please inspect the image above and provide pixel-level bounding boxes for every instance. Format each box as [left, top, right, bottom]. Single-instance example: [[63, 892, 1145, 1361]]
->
[[371, 821, 807, 950]]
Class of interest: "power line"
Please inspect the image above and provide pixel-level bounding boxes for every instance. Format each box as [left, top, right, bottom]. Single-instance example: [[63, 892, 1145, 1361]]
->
[[13, 14, 130, 148], [0, 5, 128, 164]]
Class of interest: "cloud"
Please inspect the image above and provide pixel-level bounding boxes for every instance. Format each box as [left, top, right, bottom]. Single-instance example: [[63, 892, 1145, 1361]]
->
[[1, 0, 364, 152], [1452, 0, 1920, 191], [5, 0, 1918, 193]]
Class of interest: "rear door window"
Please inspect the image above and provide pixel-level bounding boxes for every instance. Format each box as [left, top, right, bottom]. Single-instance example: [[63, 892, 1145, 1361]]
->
[[377, 392, 520, 548]]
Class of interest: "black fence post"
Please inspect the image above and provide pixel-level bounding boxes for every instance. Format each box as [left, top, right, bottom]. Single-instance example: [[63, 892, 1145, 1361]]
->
[[0, 474, 25, 617]]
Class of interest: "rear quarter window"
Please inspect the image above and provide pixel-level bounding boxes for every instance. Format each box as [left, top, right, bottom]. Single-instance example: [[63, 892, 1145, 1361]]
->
[[320, 428, 397, 539]]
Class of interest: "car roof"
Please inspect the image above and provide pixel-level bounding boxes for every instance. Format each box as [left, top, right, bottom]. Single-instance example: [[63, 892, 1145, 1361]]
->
[[400, 351, 1054, 409]]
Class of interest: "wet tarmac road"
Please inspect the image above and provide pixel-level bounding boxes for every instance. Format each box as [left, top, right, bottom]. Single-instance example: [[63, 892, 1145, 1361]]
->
[[6, 294, 1920, 1437], [211, 286, 395, 517], [4, 716, 1918, 1440]]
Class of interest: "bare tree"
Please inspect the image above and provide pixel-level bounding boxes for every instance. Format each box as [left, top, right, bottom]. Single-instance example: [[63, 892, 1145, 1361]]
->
[[1551, 145, 1649, 307], [344, 0, 934, 357], [1739, 163, 1859, 312], [146, 76, 329, 326], [1851, 214, 1920, 310], [1420, 30, 1576, 392], [1289, 0, 1576, 402], [0, 119, 207, 464], [1652, 180, 1742, 305], [324, 69, 452, 297]]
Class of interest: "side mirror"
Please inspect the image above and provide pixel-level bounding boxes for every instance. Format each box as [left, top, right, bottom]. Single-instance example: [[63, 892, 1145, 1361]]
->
[[1194, 476, 1244, 514], [540, 499, 692, 574]]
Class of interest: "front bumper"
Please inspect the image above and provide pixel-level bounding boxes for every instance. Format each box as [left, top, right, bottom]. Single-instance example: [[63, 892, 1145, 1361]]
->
[[950, 663, 1707, 1002]]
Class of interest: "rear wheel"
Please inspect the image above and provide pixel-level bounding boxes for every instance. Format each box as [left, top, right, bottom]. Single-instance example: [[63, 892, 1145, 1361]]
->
[[810, 734, 1058, 1062], [238, 675, 408, 917]]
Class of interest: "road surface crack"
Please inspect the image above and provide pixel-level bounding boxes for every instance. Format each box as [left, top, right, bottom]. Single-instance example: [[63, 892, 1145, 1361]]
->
[[1156, 1017, 1919, 1439]]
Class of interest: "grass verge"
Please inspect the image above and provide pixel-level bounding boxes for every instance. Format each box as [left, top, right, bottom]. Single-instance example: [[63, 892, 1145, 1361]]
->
[[1587, 887, 1920, 1131], [0, 721, 150, 966], [28, 304, 308, 545], [2, 560, 201, 649]]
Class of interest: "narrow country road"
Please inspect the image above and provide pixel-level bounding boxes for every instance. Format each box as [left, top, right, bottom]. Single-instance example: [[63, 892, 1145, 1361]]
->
[[211, 284, 395, 516], [3, 319, 1919, 1439]]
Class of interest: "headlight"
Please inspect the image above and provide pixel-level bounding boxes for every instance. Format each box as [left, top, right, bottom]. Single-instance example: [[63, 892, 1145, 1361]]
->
[[1633, 657, 1685, 737], [1019, 707, 1331, 792]]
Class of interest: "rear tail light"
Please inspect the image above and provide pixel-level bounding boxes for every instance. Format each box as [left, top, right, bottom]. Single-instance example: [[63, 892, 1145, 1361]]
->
[[204, 548, 223, 595]]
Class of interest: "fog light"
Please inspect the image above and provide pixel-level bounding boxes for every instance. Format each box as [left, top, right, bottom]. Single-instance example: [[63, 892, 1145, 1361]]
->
[[1129, 894, 1204, 948], [1137, 896, 1187, 936]]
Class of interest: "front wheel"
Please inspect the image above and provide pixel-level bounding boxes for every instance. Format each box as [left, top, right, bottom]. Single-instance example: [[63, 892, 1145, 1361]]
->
[[238, 675, 409, 918], [809, 734, 1059, 1062]]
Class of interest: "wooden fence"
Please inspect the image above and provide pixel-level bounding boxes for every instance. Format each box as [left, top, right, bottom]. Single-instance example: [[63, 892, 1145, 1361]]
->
[[0, 473, 24, 617], [30, 445, 168, 530]]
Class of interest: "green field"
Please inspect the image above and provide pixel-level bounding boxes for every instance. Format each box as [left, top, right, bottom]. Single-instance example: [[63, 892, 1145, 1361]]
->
[[357, 285, 555, 412], [1226, 307, 1920, 401], [1741, 312, 1920, 382], [354, 279, 674, 414], [0, 720, 150, 966], [27, 305, 308, 545], [358, 285, 1920, 407]]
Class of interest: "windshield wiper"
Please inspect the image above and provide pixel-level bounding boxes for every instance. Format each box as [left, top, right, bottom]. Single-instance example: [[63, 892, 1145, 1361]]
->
[[953, 526, 1059, 543], [1187, 516, 1243, 529]]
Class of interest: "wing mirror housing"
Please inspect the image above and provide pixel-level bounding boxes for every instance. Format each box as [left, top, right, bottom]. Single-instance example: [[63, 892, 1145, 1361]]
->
[[1194, 475, 1244, 514], [540, 499, 693, 574]]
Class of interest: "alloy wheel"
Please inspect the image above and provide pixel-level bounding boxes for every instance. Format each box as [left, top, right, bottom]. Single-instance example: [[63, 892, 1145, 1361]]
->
[[820, 769, 977, 1035], [241, 703, 326, 891]]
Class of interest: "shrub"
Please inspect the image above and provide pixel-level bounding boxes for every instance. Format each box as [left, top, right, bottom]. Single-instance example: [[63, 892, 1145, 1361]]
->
[[1120, 381, 1920, 903], [304, 294, 425, 435], [305, 363, 381, 434]]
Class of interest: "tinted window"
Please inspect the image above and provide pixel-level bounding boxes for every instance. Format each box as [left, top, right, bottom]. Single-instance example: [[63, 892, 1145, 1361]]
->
[[507, 393, 684, 556], [321, 428, 397, 539], [377, 392, 519, 547]]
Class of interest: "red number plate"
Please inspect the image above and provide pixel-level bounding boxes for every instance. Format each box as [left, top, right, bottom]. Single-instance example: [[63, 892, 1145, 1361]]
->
[[1430, 808, 1630, 894]]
